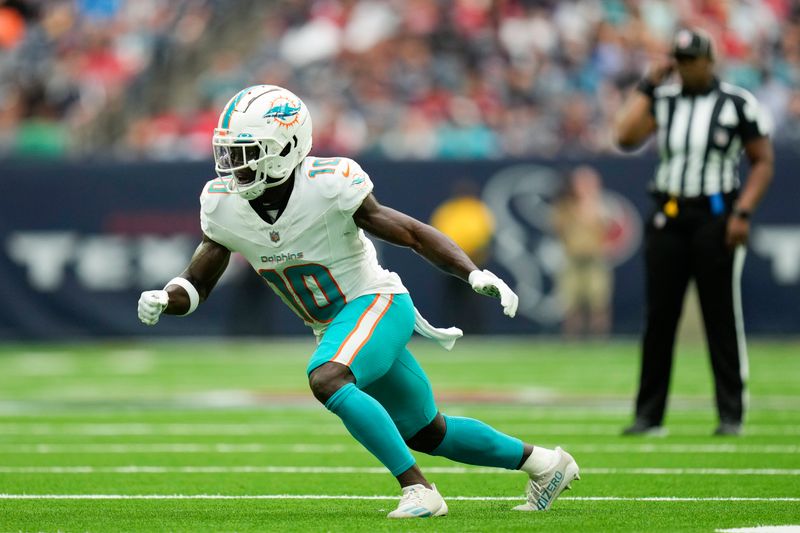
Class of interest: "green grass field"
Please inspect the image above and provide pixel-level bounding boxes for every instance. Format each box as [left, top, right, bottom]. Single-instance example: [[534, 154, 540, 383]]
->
[[0, 338, 798, 532]]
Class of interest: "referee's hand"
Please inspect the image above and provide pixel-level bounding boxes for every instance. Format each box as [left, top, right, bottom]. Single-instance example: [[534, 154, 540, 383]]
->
[[726, 217, 750, 249], [644, 58, 675, 84]]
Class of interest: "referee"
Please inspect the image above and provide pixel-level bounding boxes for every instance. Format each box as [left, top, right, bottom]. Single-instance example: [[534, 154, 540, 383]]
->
[[614, 29, 774, 436]]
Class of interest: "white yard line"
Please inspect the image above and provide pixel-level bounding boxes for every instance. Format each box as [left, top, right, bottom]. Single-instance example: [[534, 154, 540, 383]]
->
[[0, 466, 797, 476], [0, 444, 353, 454], [0, 494, 797, 502], [567, 444, 800, 454], [583, 468, 800, 475], [0, 424, 346, 436], [2, 404, 799, 418], [0, 443, 796, 454], [0, 423, 796, 436], [717, 527, 800, 532]]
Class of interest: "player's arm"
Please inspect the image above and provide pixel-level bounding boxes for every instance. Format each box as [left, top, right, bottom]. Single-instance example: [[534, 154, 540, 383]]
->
[[614, 58, 673, 150], [353, 194, 518, 317], [138, 233, 231, 325], [355, 194, 477, 279]]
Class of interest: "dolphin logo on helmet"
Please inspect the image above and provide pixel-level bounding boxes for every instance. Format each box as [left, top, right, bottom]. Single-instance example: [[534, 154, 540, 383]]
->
[[264, 103, 302, 121], [212, 85, 313, 200]]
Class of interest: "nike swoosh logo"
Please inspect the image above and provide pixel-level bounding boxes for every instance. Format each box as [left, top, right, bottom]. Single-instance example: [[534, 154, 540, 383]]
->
[[342, 164, 351, 177]]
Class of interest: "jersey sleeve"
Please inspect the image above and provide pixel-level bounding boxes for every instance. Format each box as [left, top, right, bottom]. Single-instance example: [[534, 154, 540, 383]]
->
[[333, 158, 374, 215], [734, 90, 772, 143], [199, 177, 230, 237]]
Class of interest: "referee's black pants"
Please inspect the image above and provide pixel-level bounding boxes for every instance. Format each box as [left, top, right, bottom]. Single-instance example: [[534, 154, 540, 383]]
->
[[634, 202, 747, 426]]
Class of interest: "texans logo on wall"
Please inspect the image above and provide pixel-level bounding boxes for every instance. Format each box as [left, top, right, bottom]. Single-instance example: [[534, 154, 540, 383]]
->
[[482, 164, 642, 325]]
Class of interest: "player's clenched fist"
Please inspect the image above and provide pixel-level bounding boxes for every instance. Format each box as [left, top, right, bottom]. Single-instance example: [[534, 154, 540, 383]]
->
[[468, 269, 519, 318], [138, 290, 169, 325]]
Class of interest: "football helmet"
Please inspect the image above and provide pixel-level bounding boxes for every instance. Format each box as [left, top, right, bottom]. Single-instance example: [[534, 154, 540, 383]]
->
[[212, 85, 313, 200]]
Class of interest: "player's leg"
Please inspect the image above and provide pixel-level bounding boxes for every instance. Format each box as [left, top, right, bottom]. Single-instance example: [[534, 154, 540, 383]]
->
[[625, 218, 692, 434], [308, 362, 420, 481], [308, 294, 418, 483], [364, 346, 579, 511], [366, 348, 525, 468], [692, 217, 747, 435], [307, 293, 446, 517]]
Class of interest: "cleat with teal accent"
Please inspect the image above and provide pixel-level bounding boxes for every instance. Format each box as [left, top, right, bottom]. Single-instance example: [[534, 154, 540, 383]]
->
[[387, 483, 448, 518], [513, 447, 580, 511]]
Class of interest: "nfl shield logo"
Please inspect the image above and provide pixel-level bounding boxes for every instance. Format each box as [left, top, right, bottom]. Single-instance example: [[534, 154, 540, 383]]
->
[[269, 230, 280, 243], [714, 128, 729, 146]]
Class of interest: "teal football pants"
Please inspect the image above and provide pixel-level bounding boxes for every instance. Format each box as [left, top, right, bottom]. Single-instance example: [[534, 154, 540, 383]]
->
[[309, 292, 523, 475], [308, 293, 438, 438]]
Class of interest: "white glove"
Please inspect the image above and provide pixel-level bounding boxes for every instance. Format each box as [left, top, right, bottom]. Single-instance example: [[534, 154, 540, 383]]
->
[[138, 290, 169, 326], [468, 269, 519, 318]]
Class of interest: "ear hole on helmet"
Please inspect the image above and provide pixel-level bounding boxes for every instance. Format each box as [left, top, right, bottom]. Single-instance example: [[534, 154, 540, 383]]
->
[[280, 141, 292, 157]]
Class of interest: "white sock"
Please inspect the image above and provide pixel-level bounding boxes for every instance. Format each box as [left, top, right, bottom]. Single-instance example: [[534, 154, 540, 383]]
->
[[520, 446, 559, 477]]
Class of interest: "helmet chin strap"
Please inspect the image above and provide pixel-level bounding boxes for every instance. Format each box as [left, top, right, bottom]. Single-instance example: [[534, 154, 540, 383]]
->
[[235, 169, 290, 200], [261, 172, 291, 189]]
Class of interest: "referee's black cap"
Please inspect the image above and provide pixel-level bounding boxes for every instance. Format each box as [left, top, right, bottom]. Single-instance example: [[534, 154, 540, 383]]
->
[[671, 28, 714, 60]]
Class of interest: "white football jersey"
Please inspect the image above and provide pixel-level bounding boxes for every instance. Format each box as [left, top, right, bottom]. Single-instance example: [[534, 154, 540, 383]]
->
[[200, 156, 408, 336]]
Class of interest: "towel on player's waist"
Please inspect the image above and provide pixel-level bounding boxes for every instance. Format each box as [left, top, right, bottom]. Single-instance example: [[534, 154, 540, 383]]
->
[[413, 307, 463, 351]]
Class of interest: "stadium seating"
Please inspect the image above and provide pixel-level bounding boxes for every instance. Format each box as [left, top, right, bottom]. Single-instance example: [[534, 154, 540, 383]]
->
[[1, 0, 798, 160]]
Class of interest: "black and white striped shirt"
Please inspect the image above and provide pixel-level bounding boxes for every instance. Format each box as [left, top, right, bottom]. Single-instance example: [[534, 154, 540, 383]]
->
[[650, 79, 772, 197]]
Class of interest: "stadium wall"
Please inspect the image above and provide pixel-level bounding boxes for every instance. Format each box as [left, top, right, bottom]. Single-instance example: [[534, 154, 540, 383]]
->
[[1, 155, 798, 340]]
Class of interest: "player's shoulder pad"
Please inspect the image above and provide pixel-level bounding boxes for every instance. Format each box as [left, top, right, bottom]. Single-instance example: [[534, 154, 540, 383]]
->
[[301, 156, 372, 200], [200, 176, 234, 214]]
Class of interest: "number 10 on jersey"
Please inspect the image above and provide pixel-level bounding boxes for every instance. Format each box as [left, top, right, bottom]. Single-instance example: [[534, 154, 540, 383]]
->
[[259, 263, 346, 323]]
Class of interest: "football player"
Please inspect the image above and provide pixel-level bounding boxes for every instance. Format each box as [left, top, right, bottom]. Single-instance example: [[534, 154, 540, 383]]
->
[[138, 85, 579, 518]]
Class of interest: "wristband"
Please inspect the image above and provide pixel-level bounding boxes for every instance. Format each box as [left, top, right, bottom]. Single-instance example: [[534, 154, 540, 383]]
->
[[732, 208, 751, 220], [164, 276, 200, 315], [636, 78, 657, 99]]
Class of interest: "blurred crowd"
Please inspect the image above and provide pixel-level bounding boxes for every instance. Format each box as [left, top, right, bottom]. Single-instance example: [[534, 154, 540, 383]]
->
[[0, 0, 217, 158], [1, 0, 799, 160]]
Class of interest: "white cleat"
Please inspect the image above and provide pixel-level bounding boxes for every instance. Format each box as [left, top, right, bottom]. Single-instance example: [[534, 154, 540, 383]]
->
[[513, 447, 580, 511], [387, 483, 448, 518]]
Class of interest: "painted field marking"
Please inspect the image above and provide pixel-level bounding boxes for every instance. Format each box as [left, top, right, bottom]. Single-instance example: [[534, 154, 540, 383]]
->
[[567, 444, 800, 454], [717, 527, 800, 532], [0, 443, 796, 454], [0, 423, 797, 436], [583, 468, 800, 475], [0, 466, 798, 476], [2, 406, 799, 420], [0, 443, 352, 454], [0, 494, 797, 503], [0, 424, 345, 436]]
